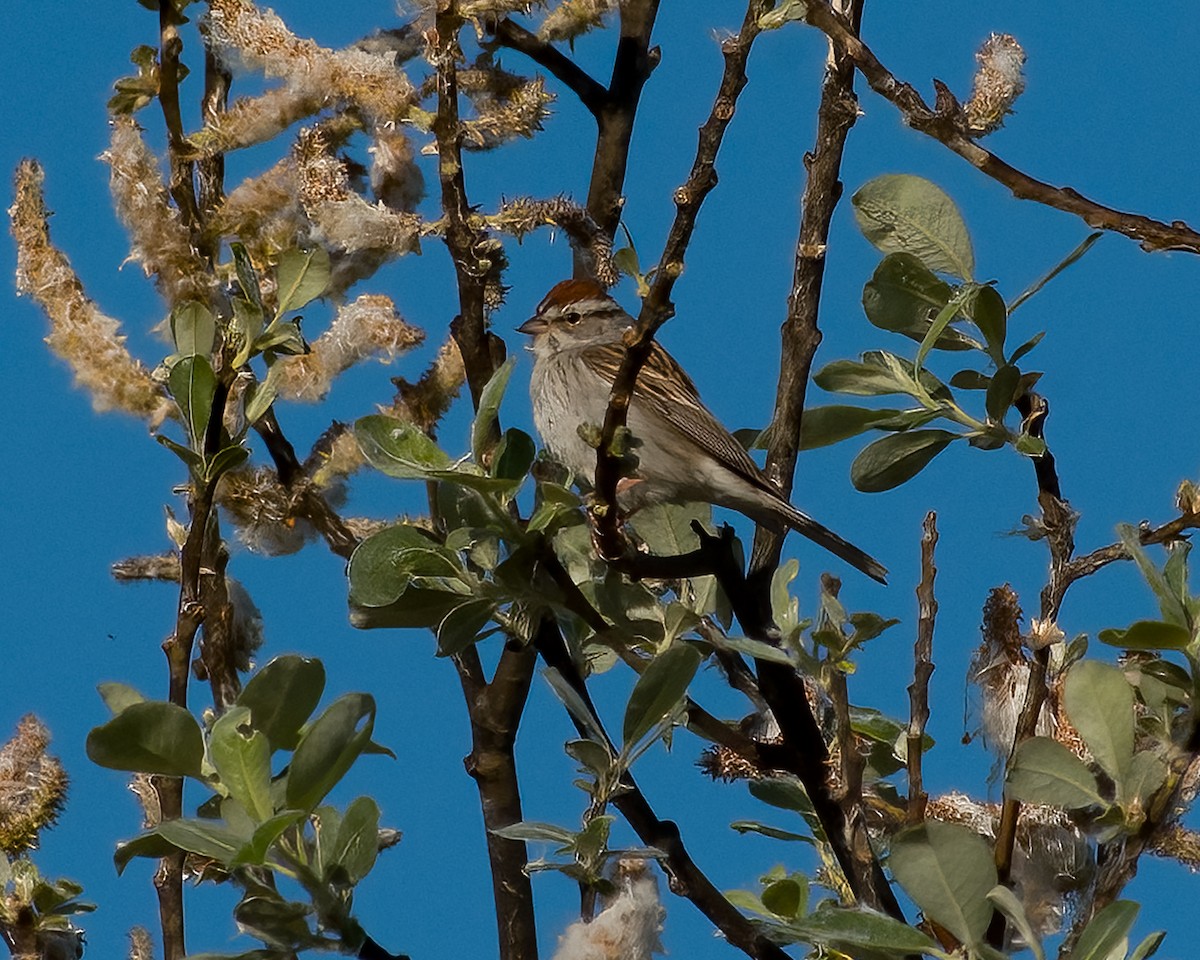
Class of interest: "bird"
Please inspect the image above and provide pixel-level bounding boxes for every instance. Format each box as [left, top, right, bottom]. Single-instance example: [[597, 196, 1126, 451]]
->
[[518, 278, 887, 583]]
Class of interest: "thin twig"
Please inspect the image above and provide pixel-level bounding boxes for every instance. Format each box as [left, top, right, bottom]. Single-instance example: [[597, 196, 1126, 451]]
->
[[751, 0, 864, 575], [803, 0, 1200, 254], [593, 0, 769, 559], [157, 0, 200, 229], [907, 512, 938, 824]]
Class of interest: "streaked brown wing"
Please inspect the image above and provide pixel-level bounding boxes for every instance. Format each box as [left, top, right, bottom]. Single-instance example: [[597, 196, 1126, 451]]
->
[[579, 340, 767, 484]]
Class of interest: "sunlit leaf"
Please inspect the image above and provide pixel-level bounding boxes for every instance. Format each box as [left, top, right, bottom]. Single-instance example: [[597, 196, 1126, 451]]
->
[[1067, 901, 1139, 960], [473, 357, 517, 464], [285, 693, 378, 812], [1064, 660, 1134, 783], [356, 415, 452, 479], [210, 706, 273, 822], [274, 246, 330, 315], [890, 820, 996, 947], [171, 301, 216, 358], [852, 174, 974, 280], [1098, 620, 1191, 652], [236, 655, 326, 752], [1006, 736, 1105, 809]]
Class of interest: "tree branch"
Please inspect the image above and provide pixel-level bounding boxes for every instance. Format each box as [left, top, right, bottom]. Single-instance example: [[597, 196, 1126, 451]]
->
[[751, 0, 864, 574], [803, 0, 1200, 254], [581, 0, 662, 246], [907, 512, 938, 824], [490, 18, 608, 118], [157, 0, 200, 230], [593, 0, 769, 559]]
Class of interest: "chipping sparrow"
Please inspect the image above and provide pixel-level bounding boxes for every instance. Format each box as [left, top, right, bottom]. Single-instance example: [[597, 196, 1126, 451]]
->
[[519, 279, 887, 583]]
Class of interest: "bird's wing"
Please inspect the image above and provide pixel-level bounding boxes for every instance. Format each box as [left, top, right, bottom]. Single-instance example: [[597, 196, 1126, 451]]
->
[[579, 340, 767, 483]]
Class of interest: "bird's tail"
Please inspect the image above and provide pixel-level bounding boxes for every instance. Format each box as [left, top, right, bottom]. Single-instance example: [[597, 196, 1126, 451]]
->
[[777, 501, 888, 584]]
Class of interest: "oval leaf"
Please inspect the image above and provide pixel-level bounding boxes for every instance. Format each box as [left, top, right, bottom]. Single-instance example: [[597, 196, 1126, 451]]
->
[[622, 643, 703, 747], [850, 429, 958, 492], [889, 820, 996, 947], [852, 174, 975, 280], [236, 655, 326, 752], [1064, 660, 1134, 783], [285, 693, 378, 812], [167, 355, 217, 451], [1006, 736, 1105, 809], [1098, 620, 1191, 652], [274, 246, 330, 315], [799, 405, 907, 450], [355, 415, 452, 479], [328, 795, 381, 883], [210, 706, 273, 822], [472, 357, 517, 463], [862, 253, 975, 350], [1068, 900, 1139, 960], [171, 301, 216, 358], [87, 701, 204, 778]]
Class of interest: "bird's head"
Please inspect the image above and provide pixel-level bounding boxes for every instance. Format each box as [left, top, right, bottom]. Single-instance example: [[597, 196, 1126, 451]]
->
[[518, 279, 631, 352]]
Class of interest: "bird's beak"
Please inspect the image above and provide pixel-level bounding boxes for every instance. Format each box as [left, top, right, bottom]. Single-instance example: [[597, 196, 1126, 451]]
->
[[517, 315, 547, 335]]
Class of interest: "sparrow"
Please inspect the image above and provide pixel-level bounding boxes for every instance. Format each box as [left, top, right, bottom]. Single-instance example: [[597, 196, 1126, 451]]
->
[[518, 279, 887, 583]]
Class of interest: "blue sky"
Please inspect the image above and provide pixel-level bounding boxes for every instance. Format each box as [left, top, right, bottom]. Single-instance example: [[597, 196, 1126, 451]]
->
[[3, 2, 1200, 958]]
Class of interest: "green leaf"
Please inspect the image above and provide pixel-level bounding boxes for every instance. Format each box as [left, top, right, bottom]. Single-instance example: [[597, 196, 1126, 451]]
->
[[168, 355, 217, 450], [1010, 232, 1103, 314], [728, 820, 812, 843], [347, 524, 466, 608], [1098, 620, 1191, 651], [171, 301, 216, 358], [231, 298, 266, 367], [543, 669, 607, 746], [230, 242, 263, 312], [707, 633, 794, 666], [748, 777, 815, 816], [761, 878, 805, 920], [274, 246, 330, 315], [812, 358, 912, 397], [210, 706, 273, 822], [1064, 660, 1134, 783], [950, 369, 991, 390], [1009, 330, 1046, 365], [472, 357, 517, 464], [492, 427, 536, 485], [850, 429, 959, 492], [87, 701, 204, 778], [491, 821, 577, 845], [236, 655, 326, 752], [435, 598, 496, 657], [889, 820, 996, 947], [356, 415, 452, 479], [1118, 524, 1190, 628], [1067, 901, 1139, 960], [861, 253, 976, 350], [852, 174, 975, 280], [204, 443, 250, 483], [1129, 930, 1166, 960], [781, 903, 940, 953], [230, 810, 306, 867], [914, 286, 973, 374], [114, 831, 177, 874], [155, 817, 248, 863], [628, 501, 710, 555], [1006, 736, 1105, 808], [285, 693, 378, 812], [985, 364, 1021, 422], [98, 682, 146, 715], [1125, 750, 1168, 807], [253, 318, 307, 356], [622, 643, 703, 747], [966, 284, 1008, 366], [987, 885, 1045, 960], [328, 796, 381, 883], [799, 405, 912, 450]]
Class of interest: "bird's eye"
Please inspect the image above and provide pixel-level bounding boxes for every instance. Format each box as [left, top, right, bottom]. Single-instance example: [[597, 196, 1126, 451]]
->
[[563, 311, 582, 325]]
